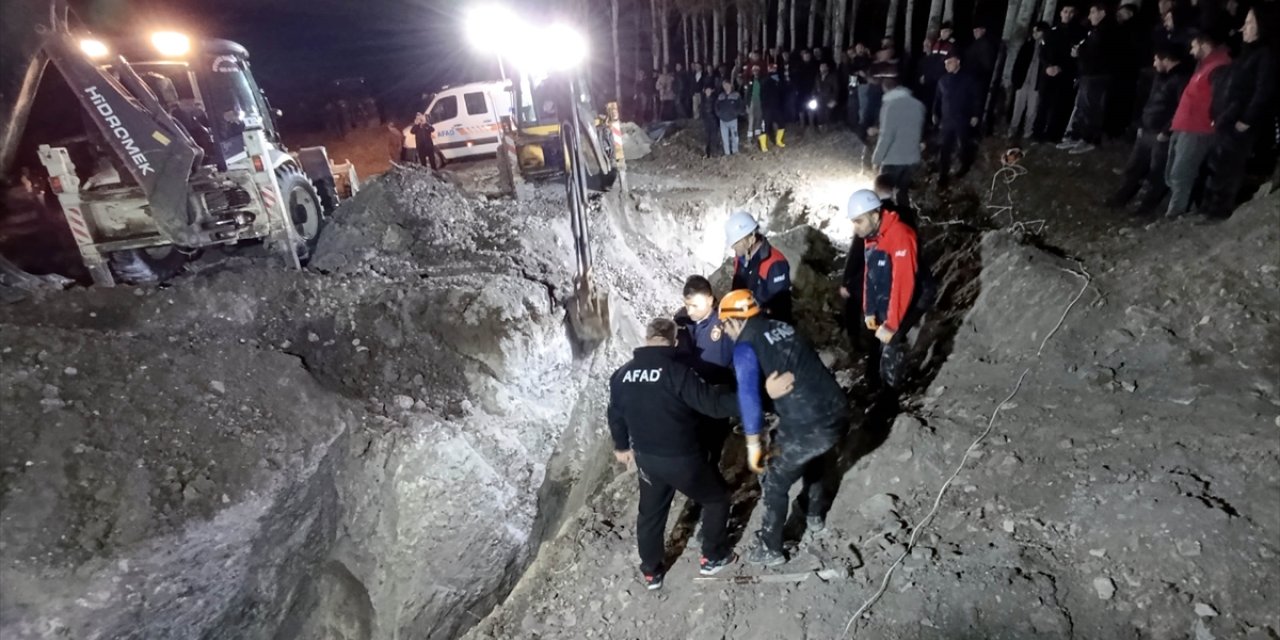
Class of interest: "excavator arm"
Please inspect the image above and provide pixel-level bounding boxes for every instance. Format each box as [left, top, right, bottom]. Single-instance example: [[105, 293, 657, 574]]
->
[[2, 1, 203, 245]]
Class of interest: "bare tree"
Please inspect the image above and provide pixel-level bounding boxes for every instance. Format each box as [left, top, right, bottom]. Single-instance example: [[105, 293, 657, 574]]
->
[[790, 0, 798, 50], [927, 0, 945, 36], [680, 12, 691, 65], [807, 0, 819, 47], [651, 0, 661, 71], [776, 0, 787, 50], [692, 12, 702, 63], [847, 0, 859, 47], [760, 8, 767, 51], [1042, 0, 1061, 21], [713, 6, 723, 64], [905, 0, 915, 56], [833, 0, 847, 54], [661, 0, 672, 68], [944, 0, 955, 22], [612, 0, 623, 103], [885, 0, 899, 39]]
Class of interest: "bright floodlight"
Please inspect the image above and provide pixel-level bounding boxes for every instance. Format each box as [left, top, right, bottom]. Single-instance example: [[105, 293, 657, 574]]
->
[[807, 98, 819, 111], [151, 31, 191, 56], [540, 23, 587, 70], [465, 4, 522, 53], [80, 38, 109, 59]]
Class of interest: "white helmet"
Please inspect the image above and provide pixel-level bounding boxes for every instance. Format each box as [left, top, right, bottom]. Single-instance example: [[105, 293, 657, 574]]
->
[[724, 210, 759, 247], [847, 189, 882, 220]]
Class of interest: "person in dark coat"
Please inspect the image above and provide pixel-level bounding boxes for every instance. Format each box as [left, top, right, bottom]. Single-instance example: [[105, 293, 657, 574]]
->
[[1035, 5, 1088, 142], [963, 25, 999, 125], [1058, 3, 1120, 153], [1009, 22, 1050, 139], [1202, 7, 1277, 217], [1106, 44, 1193, 214], [794, 49, 818, 126], [700, 85, 721, 158], [762, 64, 789, 147], [920, 23, 958, 112], [411, 113, 438, 170], [932, 52, 982, 188], [673, 62, 692, 119]]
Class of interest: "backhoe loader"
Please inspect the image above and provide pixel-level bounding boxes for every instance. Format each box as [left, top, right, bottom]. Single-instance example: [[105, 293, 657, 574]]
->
[[0, 1, 357, 285]]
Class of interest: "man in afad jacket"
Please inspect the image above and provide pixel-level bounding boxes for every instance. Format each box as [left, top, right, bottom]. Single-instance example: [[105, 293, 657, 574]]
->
[[608, 318, 741, 590], [848, 189, 920, 389], [719, 290, 849, 567]]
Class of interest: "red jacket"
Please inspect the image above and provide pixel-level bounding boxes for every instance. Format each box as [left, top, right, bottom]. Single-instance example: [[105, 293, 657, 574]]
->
[[1171, 49, 1231, 134], [862, 210, 918, 333]]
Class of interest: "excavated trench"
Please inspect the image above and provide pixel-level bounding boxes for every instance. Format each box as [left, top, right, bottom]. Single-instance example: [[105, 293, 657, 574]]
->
[[0, 158, 993, 640]]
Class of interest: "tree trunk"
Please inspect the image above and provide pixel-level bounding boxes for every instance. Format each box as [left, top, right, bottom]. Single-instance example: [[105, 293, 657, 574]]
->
[[713, 8, 723, 64], [824, 0, 834, 48], [650, 0, 661, 71], [683, 13, 690, 66], [612, 0, 623, 104], [833, 0, 846, 54], [693, 13, 702, 63], [1042, 0, 1060, 22], [1003, 0, 1039, 88], [806, 0, 818, 47], [943, 0, 955, 22], [661, 0, 671, 68], [760, 10, 767, 52], [905, 0, 915, 57], [790, 0, 798, 50], [885, 0, 900, 39], [927, 0, 945, 35], [848, 0, 859, 47], [776, 0, 787, 50], [738, 9, 746, 57]]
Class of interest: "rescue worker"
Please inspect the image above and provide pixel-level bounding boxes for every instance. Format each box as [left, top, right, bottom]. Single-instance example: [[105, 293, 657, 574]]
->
[[607, 318, 741, 590], [719, 291, 849, 566], [675, 275, 736, 467], [725, 211, 793, 324], [847, 189, 921, 388]]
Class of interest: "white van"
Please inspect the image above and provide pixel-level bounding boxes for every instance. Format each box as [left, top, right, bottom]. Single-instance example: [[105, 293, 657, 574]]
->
[[425, 80, 513, 162]]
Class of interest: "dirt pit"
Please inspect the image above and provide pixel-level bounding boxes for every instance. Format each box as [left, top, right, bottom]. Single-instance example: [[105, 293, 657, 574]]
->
[[2, 125, 1278, 640]]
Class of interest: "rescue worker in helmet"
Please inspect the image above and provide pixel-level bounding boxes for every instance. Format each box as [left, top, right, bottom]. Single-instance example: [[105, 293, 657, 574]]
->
[[718, 290, 849, 566], [724, 211, 794, 324]]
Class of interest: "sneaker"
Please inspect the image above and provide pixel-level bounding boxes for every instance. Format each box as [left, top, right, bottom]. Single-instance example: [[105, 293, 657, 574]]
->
[[1069, 143, 1096, 154], [1055, 139, 1081, 150], [806, 515, 826, 533], [642, 571, 665, 591], [745, 541, 787, 567], [699, 553, 737, 576]]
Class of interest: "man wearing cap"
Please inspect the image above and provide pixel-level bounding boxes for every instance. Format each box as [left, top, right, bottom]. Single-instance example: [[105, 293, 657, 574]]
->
[[608, 317, 742, 590], [870, 64, 926, 208], [718, 290, 849, 566], [846, 189, 922, 388], [725, 211, 794, 324]]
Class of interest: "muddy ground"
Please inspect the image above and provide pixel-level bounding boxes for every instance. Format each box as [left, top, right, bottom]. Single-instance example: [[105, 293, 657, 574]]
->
[[1, 121, 1276, 640]]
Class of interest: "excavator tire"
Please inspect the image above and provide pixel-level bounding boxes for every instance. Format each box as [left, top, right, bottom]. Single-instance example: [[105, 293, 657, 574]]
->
[[276, 164, 325, 262], [107, 246, 190, 285]]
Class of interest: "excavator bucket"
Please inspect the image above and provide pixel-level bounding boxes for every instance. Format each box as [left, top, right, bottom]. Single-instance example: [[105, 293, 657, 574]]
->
[[567, 275, 611, 352]]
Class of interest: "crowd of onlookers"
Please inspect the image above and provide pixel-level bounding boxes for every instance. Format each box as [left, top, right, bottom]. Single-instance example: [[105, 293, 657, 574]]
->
[[629, 0, 1276, 219]]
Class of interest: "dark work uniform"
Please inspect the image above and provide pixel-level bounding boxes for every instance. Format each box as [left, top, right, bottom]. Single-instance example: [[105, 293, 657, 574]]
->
[[608, 345, 739, 574], [732, 317, 848, 554], [732, 238, 793, 324], [411, 122, 437, 170], [933, 72, 982, 185], [675, 308, 736, 467]]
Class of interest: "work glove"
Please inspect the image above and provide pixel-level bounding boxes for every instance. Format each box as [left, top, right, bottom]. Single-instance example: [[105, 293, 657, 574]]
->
[[875, 325, 895, 344], [864, 315, 880, 331], [746, 435, 766, 474]]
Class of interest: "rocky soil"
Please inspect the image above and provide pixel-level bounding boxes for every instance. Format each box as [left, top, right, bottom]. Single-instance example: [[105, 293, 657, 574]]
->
[[1, 122, 1276, 640]]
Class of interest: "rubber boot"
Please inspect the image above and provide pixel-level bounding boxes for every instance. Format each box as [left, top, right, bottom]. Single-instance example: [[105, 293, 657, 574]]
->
[[775, 129, 786, 148], [757, 134, 769, 152]]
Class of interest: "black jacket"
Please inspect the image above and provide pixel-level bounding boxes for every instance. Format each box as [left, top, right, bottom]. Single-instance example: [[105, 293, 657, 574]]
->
[[934, 72, 982, 129], [734, 317, 847, 433], [963, 34, 999, 86], [1140, 63, 1193, 133], [1011, 38, 1044, 90], [715, 89, 745, 122], [1211, 42, 1277, 132], [1077, 21, 1117, 77], [607, 345, 737, 456], [1045, 21, 1087, 76], [731, 238, 793, 324]]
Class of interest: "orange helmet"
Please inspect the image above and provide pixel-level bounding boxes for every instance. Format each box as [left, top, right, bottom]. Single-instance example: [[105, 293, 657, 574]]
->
[[719, 289, 761, 320]]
